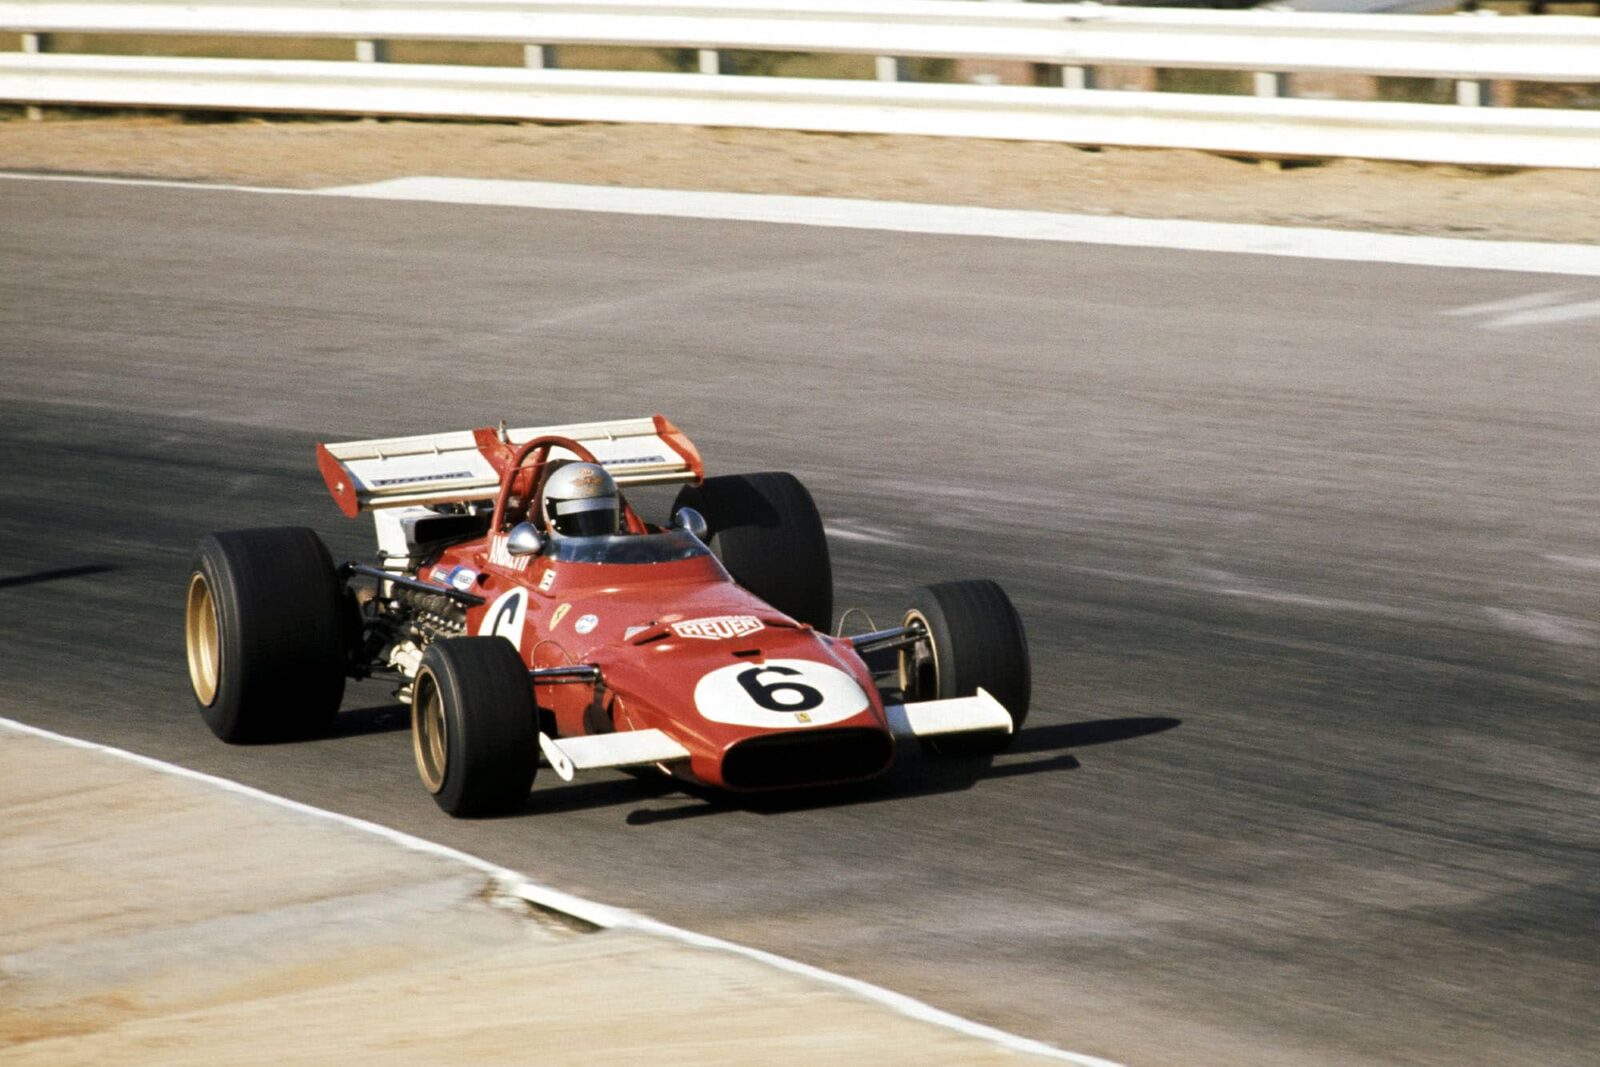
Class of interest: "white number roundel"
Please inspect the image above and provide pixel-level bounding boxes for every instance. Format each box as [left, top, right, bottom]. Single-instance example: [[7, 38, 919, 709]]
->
[[694, 659, 869, 729]]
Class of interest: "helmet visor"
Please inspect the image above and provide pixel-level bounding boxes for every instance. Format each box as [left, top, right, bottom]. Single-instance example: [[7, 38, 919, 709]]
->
[[552, 496, 618, 537]]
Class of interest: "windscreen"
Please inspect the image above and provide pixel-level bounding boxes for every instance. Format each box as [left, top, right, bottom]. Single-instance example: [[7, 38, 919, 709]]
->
[[547, 529, 711, 565]]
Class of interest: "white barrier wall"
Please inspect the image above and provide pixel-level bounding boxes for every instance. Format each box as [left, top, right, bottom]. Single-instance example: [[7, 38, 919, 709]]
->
[[4, 1, 1599, 168]]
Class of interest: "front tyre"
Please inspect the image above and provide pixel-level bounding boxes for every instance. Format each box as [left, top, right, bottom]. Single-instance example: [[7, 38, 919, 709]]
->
[[901, 579, 1031, 756], [412, 637, 538, 817], [186, 527, 346, 743]]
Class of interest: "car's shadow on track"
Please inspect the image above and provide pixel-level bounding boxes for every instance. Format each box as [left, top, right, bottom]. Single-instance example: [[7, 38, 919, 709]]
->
[[615, 715, 1182, 826], [310, 706, 1181, 820], [325, 703, 412, 738], [0, 563, 117, 590]]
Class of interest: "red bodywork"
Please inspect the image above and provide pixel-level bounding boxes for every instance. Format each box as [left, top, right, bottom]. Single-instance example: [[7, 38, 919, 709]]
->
[[337, 427, 896, 791], [439, 544, 893, 790]]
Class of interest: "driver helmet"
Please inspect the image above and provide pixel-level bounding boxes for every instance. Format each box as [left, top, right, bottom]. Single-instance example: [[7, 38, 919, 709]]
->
[[541, 461, 620, 538]]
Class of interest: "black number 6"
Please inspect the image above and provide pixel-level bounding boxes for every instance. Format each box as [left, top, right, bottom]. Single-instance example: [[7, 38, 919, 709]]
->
[[489, 592, 522, 638], [737, 666, 824, 713]]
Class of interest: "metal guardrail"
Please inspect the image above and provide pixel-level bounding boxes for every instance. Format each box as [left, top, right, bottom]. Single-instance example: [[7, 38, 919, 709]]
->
[[3, 1, 1599, 168]]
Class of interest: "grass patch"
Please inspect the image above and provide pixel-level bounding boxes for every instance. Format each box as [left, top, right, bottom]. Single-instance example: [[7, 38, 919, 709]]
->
[[42, 33, 354, 61], [1514, 81, 1600, 109], [711, 50, 875, 80], [1374, 76, 1454, 105], [1157, 68, 1250, 95], [381, 40, 524, 66]]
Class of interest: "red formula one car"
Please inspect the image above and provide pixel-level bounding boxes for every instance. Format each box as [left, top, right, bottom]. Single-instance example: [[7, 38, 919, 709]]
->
[[183, 416, 1030, 816]]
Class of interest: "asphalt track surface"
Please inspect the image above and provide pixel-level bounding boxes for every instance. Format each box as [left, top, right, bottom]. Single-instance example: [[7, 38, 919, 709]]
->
[[3, 177, 1597, 1066]]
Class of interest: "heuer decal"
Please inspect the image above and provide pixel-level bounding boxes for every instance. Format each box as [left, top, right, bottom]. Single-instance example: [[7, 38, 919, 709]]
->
[[671, 615, 765, 641], [551, 603, 572, 628], [538, 569, 556, 592], [574, 614, 599, 635]]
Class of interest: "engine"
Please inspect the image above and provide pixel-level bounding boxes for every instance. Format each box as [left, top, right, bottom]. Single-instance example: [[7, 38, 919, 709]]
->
[[357, 583, 468, 703]]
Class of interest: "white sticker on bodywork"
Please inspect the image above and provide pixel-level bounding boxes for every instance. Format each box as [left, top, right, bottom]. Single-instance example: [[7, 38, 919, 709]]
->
[[479, 588, 528, 649], [694, 659, 868, 729], [671, 615, 764, 641]]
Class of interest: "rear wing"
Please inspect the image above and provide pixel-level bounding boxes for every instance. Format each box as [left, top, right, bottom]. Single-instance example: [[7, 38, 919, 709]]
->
[[316, 414, 703, 517]]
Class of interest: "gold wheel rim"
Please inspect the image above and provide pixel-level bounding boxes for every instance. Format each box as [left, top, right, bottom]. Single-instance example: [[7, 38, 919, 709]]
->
[[898, 608, 939, 700], [412, 671, 448, 794], [185, 572, 220, 706]]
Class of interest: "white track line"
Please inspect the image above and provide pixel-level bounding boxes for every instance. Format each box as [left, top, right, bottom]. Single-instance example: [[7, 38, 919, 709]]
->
[[5, 170, 1600, 277], [0, 715, 1118, 1067]]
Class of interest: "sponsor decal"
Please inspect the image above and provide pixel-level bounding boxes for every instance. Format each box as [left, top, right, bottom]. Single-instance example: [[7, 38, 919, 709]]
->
[[478, 589, 528, 649], [551, 603, 572, 628], [429, 565, 478, 592], [671, 615, 765, 641], [371, 470, 475, 487], [574, 614, 600, 635], [538, 569, 556, 592], [693, 660, 868, 729], [605, 454, 668, 467], [488, 534, 531, 572]]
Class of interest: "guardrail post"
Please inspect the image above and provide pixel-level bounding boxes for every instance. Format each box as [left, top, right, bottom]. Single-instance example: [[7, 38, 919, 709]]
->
[[875, 56, 905, 82], [1455, 79, 1485, 106], [355, 40, 390, 63], [21, 32, 47, 119], [524, 45, 558, 70], [1253, 71, 1290, 98], [698, 50, 722, 75], [1062, 66, 1096, 90]]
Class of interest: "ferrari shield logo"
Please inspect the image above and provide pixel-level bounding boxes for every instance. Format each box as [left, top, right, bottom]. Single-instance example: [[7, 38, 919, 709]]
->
[[671, 615, 765, 641]]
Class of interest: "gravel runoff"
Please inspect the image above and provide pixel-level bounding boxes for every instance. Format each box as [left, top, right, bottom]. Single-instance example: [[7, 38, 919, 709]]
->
[[1, 113, 1597, 244]]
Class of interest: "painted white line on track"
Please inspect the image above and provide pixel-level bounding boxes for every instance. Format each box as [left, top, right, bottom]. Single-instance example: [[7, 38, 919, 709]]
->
[[0, 714, 1119, 1067], [5, 170, 1600, 277]]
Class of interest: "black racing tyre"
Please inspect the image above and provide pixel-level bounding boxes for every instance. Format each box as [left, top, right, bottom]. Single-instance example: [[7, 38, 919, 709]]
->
[[412, 637, 538, 817], [185, 527, 347, 743], [672, 472, 833, 631], [900, 579, 1031, 756]]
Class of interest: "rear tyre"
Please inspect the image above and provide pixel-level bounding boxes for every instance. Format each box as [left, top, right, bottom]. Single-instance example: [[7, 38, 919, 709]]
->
[[412, 637, 538, 817], [186, 527, 346, 743], [672, 472, 832, 630], [900, 580, 1030, 756]]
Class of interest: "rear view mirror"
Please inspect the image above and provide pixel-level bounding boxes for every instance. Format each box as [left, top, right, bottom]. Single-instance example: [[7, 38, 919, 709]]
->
[[672, 507, 709, 542], [507, 522, 545, 557]]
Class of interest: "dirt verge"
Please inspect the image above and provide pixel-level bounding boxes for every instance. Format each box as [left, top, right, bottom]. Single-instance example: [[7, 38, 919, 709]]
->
[[3, 113, 1597, 244]]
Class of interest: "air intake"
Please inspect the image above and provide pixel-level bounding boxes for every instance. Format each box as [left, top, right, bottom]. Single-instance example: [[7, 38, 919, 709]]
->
[[721, 728, 893, 791]]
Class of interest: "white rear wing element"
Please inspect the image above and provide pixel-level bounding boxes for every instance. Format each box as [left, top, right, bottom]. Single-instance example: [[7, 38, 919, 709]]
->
[[316, 414, 703, 517], [883, 688, 1015, 740]]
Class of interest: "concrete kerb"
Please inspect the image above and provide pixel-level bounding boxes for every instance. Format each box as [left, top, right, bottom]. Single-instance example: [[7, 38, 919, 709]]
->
[[0, 716, 1120, 1067]]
